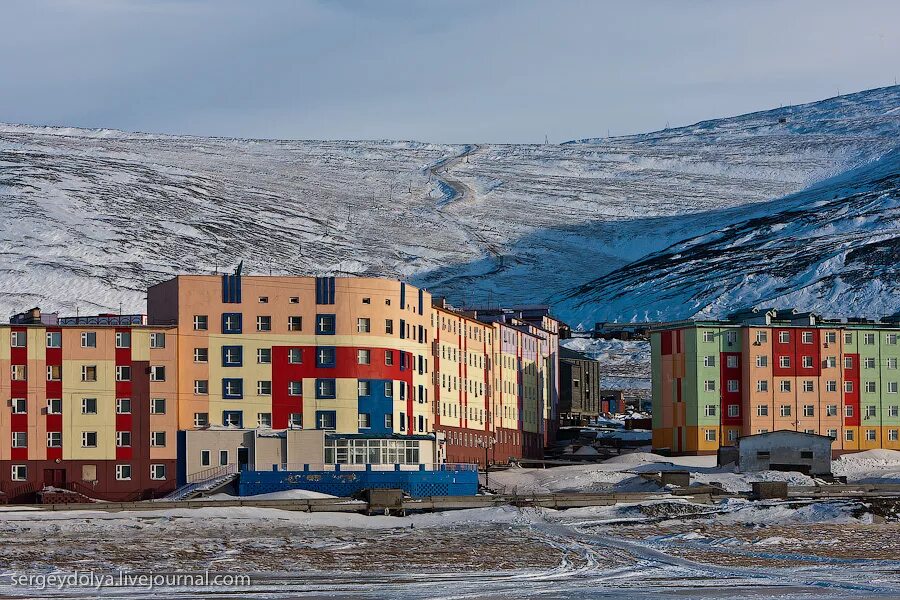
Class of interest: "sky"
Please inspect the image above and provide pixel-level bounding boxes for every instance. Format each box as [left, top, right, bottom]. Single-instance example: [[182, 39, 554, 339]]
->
[[1, 0, 898, 143]]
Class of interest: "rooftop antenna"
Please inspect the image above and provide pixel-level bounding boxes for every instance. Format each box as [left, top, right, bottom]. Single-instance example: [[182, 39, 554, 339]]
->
[[544, 134, 549, 144]]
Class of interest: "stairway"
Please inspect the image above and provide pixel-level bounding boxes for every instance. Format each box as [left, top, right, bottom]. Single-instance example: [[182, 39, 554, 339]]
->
[[161, 465, 240, 501]]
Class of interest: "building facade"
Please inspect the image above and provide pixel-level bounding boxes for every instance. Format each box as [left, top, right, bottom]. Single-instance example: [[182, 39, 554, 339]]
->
[[652, 310, 900, 455], [559, 346, 602, 424]]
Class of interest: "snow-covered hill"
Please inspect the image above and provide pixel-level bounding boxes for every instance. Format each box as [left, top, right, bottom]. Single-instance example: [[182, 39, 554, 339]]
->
[[0, 86, 897, 323]]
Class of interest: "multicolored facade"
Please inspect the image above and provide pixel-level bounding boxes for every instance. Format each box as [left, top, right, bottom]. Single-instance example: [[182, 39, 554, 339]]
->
[[0, 274, 562, 501], [652, 310, 900, 455]]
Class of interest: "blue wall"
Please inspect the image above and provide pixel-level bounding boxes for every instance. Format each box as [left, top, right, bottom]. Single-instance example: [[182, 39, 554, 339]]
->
[[358, 379, 393, 434], [238, 465, 478, 497]]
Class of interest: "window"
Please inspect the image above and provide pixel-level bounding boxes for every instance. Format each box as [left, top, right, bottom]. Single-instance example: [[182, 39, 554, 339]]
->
[[780, 380, 791, 392], [11, 432, 27, 448], [357, 349, 371, 365], [219, 450, 230, 465], [889, 430, 899, 441], [704, 405, 717, 417], [194, 347, 209, 363], [223, 378, 243, 399], [728, 404, 740, 417], [150, 398, 166, 414], [200, 450, 211, 467], [47, 432, 62, 448], [9, 464, 27, 482], [288, 413, 303, 428], [358, 380, 371, 396], [385, 414, 394, 429], [802, 356, 813, 368], [889, 382, 899, 394], [845, 405, 854, 418], [727, 355, 738, 369], [756, 331, 768, 344], [385, 350, 394, 366], [316, 379, 336, 399], [80, 365, 96, 382], [362, 297, 371, 304], [288, 381, 302, 396], [703, 380, 716, 392], [116, 398, 131, 414], [256, 315, 272, 331], [727, 429, 738, 442], [826, 404, 838, 417], [82, 431, 97, 447], [702, 331, 715, 342], [727, 380, 739, 392], [825, 356, 837, 368], [150, 366, 166, 381], [385, 319, 394, 334], [780, 405, 792, 417], [115, 365, 131, 382], [704, 429, 716, 442], [865, 405, 877, 419], [825, 332, 837, 343], [845, 381, 854, 393], [115, 464, 132, 481], [222, 313, 242, 334], [11, 365, 27, 381], [45, 364, 61, 382], [194, 380, 209, 395], [116, 431, 131, 447], [826, 380, 837, 392], [865, 357, 876, 369], [11, 398, 26, 414], [257, 413, 272, 427], [316, 314, 336, 335], [150, 332, 166, 348], [257, 380, 272, 395], [289, 296, 300, 304], [889, 405, 899, 417], [844, 332, 853, 344], [757, 404, 769, 416], [194, 412, 209, 427], [888, 333, 899, 345], [288, 348, 303, 364], [864, 333, 875, 345], [288, 316, 302, 331], [756, 356, 768, 367], [81, 332, 97, 348], [10, 331, 26, 347], [757, 380, 769, 392], [803, 405, 814, 417], [47, 398, 62, 414], [115, 331, 131, 348], [703, 355, 716, 367], [81, 398, 97, 414], [827, 429, 838, 439], [725, 331, 737, 344], [802, 331, 813, 344], [316, 347, 336, 367], [802, 380, 814, 392], [46, 330, 62, 348], [316, 410, 336, 430], [193, 315, 208, 331], [358, 413, 371, 429], [150, 432, 166, 447], [779, 331, 790, 343], [384, 381, 393, 397], [222, 410, 244, 428], [845, 429, 854, 442], [866, 429, 877, 441], [779, 356, 791, 368], [258, 296, 269, 304], [222, 346, 243, 367], [357, 318, 371, 333], [889, 358, 899, 370], [844, 356, 854, 369], [256, 348, 272, 364]]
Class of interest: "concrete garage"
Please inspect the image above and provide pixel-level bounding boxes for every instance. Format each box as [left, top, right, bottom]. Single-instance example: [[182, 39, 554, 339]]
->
[[722, 430, 833, 476]]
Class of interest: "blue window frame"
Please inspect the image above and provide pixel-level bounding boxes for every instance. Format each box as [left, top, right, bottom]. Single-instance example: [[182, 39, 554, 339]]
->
[[222, 345, 243, 367], [315, 314, 336, 335], [222, 410, 243, 427], [222, 378, 244, 399], [222, 312, 242, 334], [315, 410, 336, 430], [315, 378, 336, 399], [316, 346, 336, 368]]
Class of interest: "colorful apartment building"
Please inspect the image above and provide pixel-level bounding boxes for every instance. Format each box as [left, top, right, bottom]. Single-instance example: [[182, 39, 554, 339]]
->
[[652, 309, 900, 455], [0, 310, 178, 500], [0, 273, 562, 501]]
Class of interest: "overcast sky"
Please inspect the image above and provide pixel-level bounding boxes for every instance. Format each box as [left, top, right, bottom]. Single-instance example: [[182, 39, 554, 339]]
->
[[2, 0, 898, 143]]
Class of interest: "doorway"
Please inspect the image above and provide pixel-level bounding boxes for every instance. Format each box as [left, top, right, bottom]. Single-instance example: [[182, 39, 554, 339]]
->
[[237, 447, 250, 471], [44, 469, 66, 487]]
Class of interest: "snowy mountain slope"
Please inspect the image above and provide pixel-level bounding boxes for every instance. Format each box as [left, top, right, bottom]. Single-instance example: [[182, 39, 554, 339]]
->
[[0, 86, 898, 321], [554, 148, 900, 325]]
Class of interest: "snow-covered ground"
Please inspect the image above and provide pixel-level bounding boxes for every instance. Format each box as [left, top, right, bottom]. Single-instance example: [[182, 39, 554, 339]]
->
[[1, 86, 898, 325]]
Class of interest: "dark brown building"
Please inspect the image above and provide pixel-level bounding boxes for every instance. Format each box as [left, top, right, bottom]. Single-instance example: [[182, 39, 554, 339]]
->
[[559, 347, 601, 424]]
